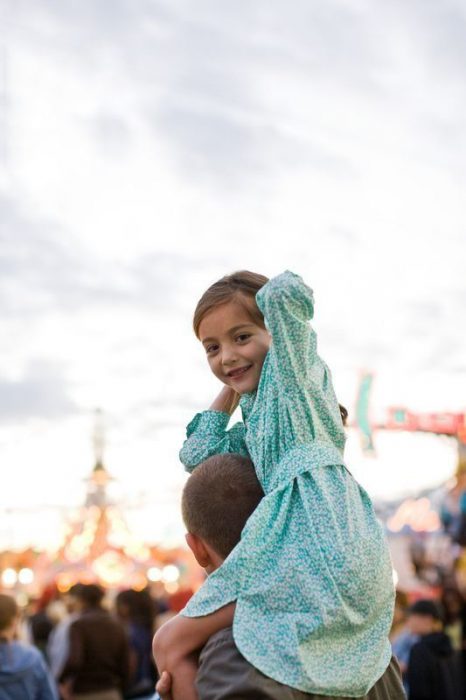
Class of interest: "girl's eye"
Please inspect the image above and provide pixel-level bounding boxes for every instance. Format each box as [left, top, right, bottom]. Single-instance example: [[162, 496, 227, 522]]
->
[[236, 333, 251, 343], [206, 344, 219, 354]]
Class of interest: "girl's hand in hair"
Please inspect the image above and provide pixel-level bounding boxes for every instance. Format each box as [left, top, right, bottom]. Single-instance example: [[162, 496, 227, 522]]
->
[[209, 386, 240, 415]]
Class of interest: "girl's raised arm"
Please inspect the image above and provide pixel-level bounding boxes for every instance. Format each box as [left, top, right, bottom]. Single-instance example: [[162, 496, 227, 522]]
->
[[256, 270, 317, 388]]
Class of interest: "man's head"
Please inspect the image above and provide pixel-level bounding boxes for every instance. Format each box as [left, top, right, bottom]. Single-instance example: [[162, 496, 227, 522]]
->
[[73, 583, 105, 611], [407, 599, 444, 635], [64, 583, 85, 614], [182, 454, 264, 573], [0, 593, 19, 640]]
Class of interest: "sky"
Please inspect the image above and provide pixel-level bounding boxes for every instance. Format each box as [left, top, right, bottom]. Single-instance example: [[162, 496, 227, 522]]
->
[[1, 0, 465, 550]]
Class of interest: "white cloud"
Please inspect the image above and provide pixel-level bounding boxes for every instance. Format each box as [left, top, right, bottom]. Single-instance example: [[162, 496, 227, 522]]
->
[[1, 0, 465, 548]]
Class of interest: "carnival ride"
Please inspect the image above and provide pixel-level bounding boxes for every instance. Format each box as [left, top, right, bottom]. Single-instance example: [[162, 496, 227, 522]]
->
[[0, 411, 199, 597], [355, 372, 466, 460], [355, 372, 466, 593]]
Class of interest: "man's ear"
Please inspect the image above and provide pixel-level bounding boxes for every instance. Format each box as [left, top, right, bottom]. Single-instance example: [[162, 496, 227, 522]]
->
[[185, 532, 211, 568]]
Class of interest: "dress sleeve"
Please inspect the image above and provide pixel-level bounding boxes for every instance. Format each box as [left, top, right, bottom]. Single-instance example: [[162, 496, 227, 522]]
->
[[179, 411, 249, 472], [256, 271, 316, 389]]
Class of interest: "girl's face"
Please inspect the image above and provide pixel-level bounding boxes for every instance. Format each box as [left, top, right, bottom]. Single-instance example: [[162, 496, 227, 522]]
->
[[198, 299, 271, 395]]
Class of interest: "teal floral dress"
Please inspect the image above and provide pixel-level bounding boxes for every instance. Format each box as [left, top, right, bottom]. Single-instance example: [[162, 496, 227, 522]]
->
[[180, 271, 394, 697]]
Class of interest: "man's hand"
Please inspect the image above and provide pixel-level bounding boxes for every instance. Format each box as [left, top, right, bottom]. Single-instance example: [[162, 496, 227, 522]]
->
[[156, 671, 173, 700], [58, 681, 73, 700]]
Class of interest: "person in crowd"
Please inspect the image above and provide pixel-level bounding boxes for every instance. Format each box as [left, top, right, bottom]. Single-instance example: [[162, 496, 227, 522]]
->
[[391, 593, 421, 693], [59, 583, 130, 700], [441, 586, 464, 652], [155, 453, 405, 700], [47, 583, 84, 683], [27, 584, 58, 657], [115, 589, 157, 698], [0, 592, 57, 700], [154, 271, 396, 700], [390, 590, 410, 640], [406, 599, 463, 700]]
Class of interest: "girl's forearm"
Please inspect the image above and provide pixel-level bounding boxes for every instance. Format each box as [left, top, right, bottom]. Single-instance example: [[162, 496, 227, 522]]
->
[[209, 387, 240, 415], [153, 604, 235, 667]]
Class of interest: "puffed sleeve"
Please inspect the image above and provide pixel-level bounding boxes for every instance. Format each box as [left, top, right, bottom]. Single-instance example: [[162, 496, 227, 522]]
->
[[179, 411, 249, 472], [256, 271, 317, 390]]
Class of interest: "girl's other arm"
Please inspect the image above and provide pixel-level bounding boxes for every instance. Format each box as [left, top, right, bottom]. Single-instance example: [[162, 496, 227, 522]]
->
[[180, 388, 248, 472], [153, 605, 235, 700], [209, 386, 240, 414]]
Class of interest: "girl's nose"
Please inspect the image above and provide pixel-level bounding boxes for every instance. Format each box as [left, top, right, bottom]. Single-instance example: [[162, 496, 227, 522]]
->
[[221, 346, 238, 365]]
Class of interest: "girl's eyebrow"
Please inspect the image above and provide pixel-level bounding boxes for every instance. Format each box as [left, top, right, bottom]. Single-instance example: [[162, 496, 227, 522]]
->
[[201, 324, 255, 345]]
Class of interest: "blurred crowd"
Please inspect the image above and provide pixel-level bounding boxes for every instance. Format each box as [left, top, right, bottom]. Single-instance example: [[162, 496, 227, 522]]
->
[[390, 588, 465, 699], [2, 578, 466, 700], [2, 578, 466, 699], [0, 582, 182, 700]]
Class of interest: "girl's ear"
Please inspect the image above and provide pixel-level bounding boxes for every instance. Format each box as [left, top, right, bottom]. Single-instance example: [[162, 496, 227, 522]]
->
[[185, 532, 210, 568]]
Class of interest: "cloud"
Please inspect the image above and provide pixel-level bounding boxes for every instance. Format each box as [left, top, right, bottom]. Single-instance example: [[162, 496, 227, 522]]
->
[[0, 360, 77, 422], [83, 114, 132, 158], [0, 194, 230, 318]]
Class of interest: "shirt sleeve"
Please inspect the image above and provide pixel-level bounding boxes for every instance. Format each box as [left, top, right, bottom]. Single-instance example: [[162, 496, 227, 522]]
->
[[179, 411, 249, 472], [34, 653, 59, 700], [59, 622, 84, 682], [117, 630, 132, 691], [256, 271, 316, 392]]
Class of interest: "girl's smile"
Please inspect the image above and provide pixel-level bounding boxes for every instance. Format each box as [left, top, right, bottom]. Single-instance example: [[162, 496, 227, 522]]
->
[[198, 299, 271, 395]]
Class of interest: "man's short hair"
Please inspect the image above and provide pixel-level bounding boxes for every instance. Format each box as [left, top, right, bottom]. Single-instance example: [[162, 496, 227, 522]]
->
[[75, 583, 105, 608], [182, 454, 264, 559], [68, 583, 84, 598], [0, 593, 18, 633], [408, 599, 443, 622]]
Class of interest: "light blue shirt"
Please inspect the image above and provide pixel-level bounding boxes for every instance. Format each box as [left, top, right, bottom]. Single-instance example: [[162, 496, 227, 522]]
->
[[0, 640, 58, 700]]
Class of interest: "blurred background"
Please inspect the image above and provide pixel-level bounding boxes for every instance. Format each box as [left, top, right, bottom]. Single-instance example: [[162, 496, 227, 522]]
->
[[0, 0, 465, 643]]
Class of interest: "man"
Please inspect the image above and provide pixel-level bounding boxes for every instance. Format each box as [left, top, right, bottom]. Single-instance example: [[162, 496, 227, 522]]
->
[[156, 453, 405, 700], [59, 584, 130, 700], [406, 599, 463, 700], [47, 583, 84, 681], [0, 593, 57, 700]]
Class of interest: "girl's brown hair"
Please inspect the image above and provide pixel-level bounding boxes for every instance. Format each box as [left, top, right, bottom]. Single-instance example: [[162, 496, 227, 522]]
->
[[193, 270, 269, 338], [193, 270, 348, 425]]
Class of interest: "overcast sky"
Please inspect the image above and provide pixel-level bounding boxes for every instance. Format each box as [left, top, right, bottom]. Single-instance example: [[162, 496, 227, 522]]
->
[[1, 0, 465, 549]]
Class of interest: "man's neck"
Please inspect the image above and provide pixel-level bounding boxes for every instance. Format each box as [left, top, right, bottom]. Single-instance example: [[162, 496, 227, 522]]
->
[[0, 625, 16, 642]]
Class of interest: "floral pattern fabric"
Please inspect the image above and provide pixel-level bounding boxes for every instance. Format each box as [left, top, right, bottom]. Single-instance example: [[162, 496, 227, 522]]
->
[[179, 271, 394, 697]]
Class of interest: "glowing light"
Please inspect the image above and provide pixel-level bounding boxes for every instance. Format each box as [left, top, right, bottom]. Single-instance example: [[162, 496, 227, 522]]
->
[[1, 568, 18, 587], [131, 573, 148, 591], [56, 573, 73, 593], [162, 565, 180, 583], [165, 581, 179, 594], [392, 569, 399, 587], [387, 498, 441, 533], [18, 568, 34, 585], [17, 592, 28, 607], [92, 551, 129, 586], [135, 546, 150, 562], [147, 566, 162, 582]]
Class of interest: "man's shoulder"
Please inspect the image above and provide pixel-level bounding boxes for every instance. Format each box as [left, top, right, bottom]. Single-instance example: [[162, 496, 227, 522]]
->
[[199, 627, 235, 658], [197, 628, 306, 700], [72, 610, 123, 634]]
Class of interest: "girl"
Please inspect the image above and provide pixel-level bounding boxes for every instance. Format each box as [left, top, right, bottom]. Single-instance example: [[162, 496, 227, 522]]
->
[[154, 271, 395, 698]]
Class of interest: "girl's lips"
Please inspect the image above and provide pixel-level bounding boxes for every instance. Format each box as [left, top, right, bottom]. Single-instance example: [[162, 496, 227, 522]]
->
[[227, 365, 252, 379]]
